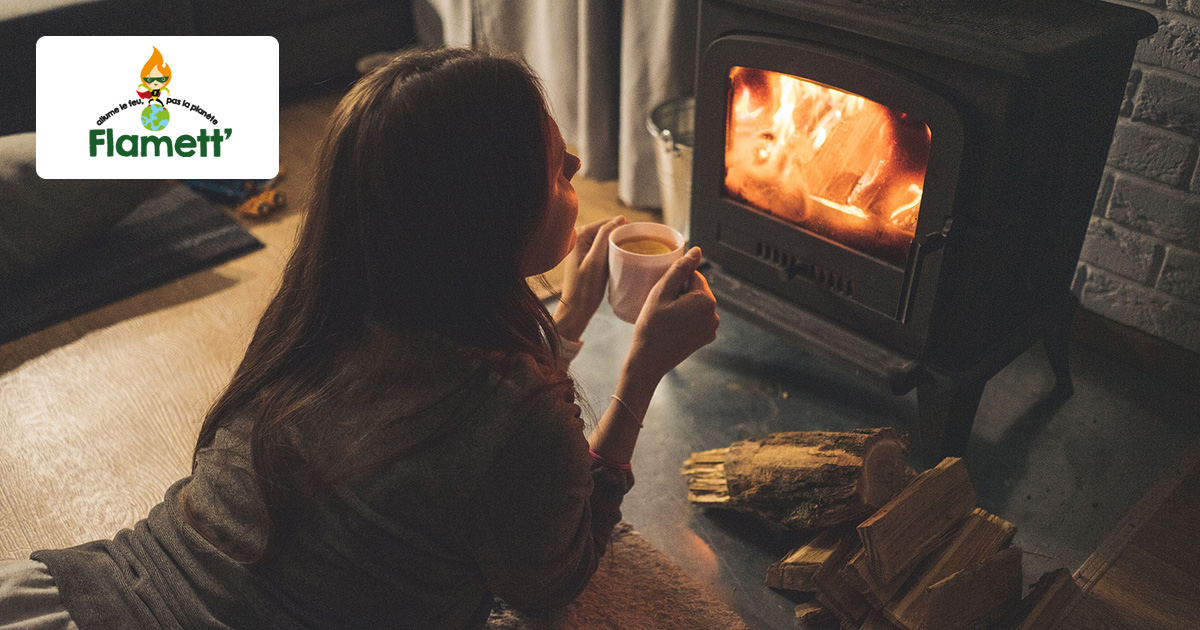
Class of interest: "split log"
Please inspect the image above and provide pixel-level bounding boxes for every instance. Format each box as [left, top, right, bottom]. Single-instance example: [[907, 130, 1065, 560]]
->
[[841, 550, 890, 607], [856, 457, 976, 583], [766, 526, 851, 592], [794, 600, 839, 630], [1009, 569, 1082, 630], [813, 528, 873, 626], [922, 546, 1023, 630], [882, 508, 1017, 628], [860, 611, 903, 630], [681, 429, 913, 530], [846, 547, 917, 606], [679, 447, 731, 504], [845, 507, 995, 607]]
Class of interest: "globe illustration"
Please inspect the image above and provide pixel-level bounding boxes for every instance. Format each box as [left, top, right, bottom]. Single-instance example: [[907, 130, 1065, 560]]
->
[[140, 102, 170, 131]]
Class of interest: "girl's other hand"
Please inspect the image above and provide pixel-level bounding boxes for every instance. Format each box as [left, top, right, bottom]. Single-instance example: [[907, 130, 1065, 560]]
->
[[554, 216, 627, 341], [625, 247, 719, 382]]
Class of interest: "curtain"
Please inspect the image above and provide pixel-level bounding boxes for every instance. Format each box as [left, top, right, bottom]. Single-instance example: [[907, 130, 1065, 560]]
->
[[411, 0, 698, 208]]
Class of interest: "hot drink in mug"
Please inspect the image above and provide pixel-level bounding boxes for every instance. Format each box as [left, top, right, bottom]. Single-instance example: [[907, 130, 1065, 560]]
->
[[607, 222, 685, 323], [615, 236, 678, 256]]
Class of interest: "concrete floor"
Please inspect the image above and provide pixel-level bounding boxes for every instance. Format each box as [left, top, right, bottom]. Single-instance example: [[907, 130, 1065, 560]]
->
[[556, 295, 1200, 630]]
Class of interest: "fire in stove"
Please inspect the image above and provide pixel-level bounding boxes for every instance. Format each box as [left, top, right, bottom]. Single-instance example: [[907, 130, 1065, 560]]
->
[[724, 66, 931, 267]]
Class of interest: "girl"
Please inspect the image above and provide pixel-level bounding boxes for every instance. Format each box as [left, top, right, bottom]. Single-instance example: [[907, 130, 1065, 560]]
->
[[0, 48, 718, 629]]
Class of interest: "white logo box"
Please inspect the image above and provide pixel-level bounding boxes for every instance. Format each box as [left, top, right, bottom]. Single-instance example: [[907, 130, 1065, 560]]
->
[[37, 36, 279, 179]]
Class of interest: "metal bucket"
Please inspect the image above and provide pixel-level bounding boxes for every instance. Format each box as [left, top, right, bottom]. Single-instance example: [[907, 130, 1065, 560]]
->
[[647, 96, 694, 241]]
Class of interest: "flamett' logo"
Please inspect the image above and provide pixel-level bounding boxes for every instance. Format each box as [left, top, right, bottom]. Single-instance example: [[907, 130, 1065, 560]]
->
[[137, 46, 172, 130], [89, 45, 233, 159], [37, 36, 278, 179]]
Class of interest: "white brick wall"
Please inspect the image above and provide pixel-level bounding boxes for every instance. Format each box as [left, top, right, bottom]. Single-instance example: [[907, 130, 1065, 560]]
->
[[1077, 1, 1200, 354]]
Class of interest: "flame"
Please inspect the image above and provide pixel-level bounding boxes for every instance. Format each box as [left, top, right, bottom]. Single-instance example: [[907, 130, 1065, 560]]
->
[[734, 88, 762, 120], [724, 67, 931, 266], [810, 195, 870, 219], [889, 184, 924, 226], [813, 125, 827, 150]]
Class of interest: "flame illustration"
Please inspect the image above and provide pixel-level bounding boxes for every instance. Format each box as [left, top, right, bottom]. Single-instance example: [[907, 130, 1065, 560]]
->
[[140, 46, 172, 88]]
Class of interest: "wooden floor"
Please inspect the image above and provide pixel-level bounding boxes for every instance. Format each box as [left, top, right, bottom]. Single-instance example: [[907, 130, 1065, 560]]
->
[[1060, 443, 1200, 630], [0, 90, 651, 560]]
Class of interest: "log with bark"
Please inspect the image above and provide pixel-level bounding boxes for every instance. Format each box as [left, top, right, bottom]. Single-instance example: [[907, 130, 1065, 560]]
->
[[681, 429, 914, 530]]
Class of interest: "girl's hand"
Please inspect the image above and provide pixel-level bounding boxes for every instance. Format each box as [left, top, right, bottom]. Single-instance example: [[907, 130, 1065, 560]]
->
[[625, 247, 719, 382], [555, 216, 627, 341]]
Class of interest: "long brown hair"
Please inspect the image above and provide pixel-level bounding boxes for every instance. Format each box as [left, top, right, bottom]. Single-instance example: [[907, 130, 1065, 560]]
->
[[186, 48, 566, 562]]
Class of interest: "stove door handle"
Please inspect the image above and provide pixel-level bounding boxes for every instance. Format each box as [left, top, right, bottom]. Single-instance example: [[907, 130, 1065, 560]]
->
[[897, 224, 950, 322]]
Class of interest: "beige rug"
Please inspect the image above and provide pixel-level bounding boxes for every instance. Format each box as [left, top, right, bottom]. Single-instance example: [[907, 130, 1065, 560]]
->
[[488, 522, 749, 630]]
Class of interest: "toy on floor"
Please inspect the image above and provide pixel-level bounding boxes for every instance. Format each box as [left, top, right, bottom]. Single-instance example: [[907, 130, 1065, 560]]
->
[[182, 168, 285, 218]]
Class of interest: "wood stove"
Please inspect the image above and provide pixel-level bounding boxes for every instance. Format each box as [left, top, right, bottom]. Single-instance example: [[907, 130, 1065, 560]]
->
[[690, 0, 1156, 460]]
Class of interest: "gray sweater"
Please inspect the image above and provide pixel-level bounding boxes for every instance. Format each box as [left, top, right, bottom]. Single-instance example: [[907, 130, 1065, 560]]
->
[[33, 326, 633, 629]]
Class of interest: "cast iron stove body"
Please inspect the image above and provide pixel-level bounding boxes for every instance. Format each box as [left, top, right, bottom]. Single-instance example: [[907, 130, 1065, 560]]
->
[[690, 0, 1156, 459]]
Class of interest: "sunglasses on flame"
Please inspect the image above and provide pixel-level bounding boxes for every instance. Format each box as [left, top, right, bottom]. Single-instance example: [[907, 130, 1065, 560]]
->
[[143, 76, 169, 84]]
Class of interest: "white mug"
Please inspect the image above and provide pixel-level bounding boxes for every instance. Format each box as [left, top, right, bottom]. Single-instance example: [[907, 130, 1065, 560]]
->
[[607, 222, 686, 323]]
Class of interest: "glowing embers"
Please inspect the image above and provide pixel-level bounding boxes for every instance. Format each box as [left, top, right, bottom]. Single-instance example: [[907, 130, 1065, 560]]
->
[[724, 66, 931, 267]]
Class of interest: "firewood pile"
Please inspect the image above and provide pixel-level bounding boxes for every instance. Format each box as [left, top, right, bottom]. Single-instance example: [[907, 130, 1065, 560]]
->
[[681, 429, 1081, 630]]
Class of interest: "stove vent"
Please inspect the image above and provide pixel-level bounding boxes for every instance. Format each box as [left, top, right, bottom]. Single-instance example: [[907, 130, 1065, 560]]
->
[[756, 241, 855, 297]]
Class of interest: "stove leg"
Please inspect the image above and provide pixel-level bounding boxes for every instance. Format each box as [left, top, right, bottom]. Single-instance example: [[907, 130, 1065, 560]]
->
[[916, 372, 987, 462], [1043, 320, 1075, 397]]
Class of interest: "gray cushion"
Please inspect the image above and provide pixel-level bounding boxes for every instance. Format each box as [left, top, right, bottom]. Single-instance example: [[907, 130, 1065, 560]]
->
[[0, 132, 169, 287]]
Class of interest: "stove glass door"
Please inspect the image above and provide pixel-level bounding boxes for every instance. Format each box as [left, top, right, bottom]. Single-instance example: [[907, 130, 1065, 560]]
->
[[724, 66, 931, 268]]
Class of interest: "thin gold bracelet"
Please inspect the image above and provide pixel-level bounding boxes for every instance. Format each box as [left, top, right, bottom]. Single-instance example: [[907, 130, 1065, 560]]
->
[[610, 394, 644, 429]]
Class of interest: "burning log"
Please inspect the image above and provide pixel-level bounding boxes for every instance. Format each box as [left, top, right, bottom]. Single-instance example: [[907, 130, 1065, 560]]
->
[[723, 66, 934, 267], [681, 429, 914, 530], [724, 67, 930, 238]]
